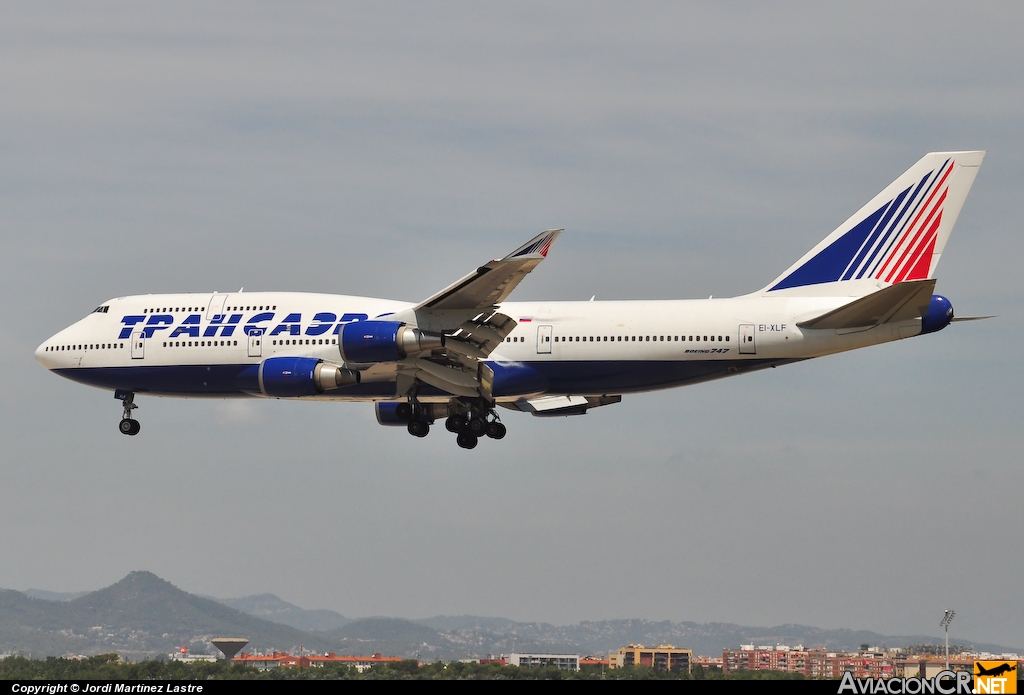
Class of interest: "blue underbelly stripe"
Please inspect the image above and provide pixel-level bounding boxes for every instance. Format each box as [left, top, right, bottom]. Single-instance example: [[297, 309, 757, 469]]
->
[[54, 358, 798, 399]]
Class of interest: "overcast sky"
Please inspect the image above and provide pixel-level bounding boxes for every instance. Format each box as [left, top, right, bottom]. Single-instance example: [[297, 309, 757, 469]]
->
[[2, 2, 1022, 650]]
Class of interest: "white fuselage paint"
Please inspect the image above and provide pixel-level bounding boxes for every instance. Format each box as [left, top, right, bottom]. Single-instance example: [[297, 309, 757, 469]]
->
[[35, 290, 921, 402]]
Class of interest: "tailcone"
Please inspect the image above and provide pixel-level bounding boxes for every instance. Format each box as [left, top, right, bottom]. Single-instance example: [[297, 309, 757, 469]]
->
[[921, 295, 954, 335]]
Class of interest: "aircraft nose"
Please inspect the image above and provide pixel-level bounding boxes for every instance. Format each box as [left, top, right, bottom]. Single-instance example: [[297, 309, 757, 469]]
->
[[35, 337, 56, 369]]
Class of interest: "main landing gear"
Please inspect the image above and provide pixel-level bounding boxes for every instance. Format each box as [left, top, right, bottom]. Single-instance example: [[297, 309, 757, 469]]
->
[[395, 395, 507, 449], [115, 390, 141, 436], [444, 400, 506, 450], [395, 397, 430, 438]]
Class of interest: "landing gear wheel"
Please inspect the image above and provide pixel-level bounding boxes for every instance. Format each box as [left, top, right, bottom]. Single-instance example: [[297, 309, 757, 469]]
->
[[116, 390, 140, 436], [395, 403, 412, 421], [456, 433, 478, 449], [407, 420, 429, 437], [468, 417, 487, 436], [445, 417, 462, 433], [485, 421, 506, 439]]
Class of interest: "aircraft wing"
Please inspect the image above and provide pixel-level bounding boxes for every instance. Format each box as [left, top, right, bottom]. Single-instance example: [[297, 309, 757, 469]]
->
[[389, 229, 561, 398], [413, 229, 561, 313]]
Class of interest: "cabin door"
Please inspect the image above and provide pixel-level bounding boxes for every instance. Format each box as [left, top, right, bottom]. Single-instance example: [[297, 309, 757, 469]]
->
[[206, 293, 228, 321], [131, 331, 145, 359], [536, 325, 553, 354], [739, 324, 756, 354], [248, 329, 264, 357]]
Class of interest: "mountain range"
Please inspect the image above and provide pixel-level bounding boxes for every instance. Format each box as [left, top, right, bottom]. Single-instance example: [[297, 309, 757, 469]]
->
[[1, 572, 1017, 660]]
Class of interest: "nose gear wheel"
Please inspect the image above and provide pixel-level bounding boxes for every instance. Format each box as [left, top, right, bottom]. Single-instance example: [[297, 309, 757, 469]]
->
[[115, 390, 140, 436]]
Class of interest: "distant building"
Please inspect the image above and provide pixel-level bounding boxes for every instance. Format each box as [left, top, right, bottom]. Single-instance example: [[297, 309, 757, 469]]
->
[[610, 644, 691, 673], [721, 646, 1011, 679], [233, 652, 402, 672], [169, 648, 217, 663], [897, 658, 975, 678], [507, 653, 580, 672], [724, 644, 812, 675]]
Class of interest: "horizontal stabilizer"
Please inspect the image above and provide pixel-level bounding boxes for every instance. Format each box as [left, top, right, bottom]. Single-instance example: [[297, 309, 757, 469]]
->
[[797, 279, 935, 330], [951, 315, 995, 322]]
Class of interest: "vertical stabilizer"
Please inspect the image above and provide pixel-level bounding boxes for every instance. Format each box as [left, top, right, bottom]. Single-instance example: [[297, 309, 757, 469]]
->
[[764, 151, 984, 295]]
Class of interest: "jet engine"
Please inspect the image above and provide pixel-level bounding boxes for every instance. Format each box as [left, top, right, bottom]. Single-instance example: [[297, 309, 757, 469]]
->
[[258, 356, 360, 397], [339, 321, 443, 365]]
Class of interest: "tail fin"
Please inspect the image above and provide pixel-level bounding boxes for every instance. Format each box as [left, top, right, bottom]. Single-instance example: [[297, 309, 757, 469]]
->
[[764, 151, 985, 295]]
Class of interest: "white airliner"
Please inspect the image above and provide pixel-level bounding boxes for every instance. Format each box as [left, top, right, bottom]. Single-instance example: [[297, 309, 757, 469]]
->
[[36, 151, 986, 449]]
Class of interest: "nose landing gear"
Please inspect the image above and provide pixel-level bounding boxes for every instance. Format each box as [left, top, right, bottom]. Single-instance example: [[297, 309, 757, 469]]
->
[[115, 390, 140, 436]]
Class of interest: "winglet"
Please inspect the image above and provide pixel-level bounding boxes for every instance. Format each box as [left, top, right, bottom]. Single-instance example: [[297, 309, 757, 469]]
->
[[407, 229, 563, 320], [505, 229, 562, 260]]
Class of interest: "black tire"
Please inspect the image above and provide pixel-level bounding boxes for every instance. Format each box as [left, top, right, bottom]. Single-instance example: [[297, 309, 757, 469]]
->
[[456, 433, 478, 449], [486, 421, 506, 440], [407, 420, 429, 438], [119, 419, 134, 435], [468, 417, 487, 435], [395, 403, 412, 421], [129, 420, 141, 436], [445, 417, 462, 433]]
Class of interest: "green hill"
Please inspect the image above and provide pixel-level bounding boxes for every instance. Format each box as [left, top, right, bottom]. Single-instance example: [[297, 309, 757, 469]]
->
[[0, 572, 330, 659]]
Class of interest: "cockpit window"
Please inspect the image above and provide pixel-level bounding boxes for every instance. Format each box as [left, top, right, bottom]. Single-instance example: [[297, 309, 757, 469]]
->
[[92, 306, 110, 314]]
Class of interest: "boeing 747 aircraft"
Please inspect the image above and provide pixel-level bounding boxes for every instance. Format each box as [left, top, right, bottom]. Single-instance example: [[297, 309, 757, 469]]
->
[[36, 151, 986, 449]]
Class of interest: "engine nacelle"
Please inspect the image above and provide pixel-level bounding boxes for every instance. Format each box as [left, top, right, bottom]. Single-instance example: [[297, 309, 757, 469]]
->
[[921, 294, 954, 335], [374, 401, 448, 426], [258, 356, 360, 397], [339, 321, 443, 365]]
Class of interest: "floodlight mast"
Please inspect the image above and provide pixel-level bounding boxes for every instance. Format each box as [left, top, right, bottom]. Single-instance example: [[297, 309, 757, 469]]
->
[[940, 609, 955, 670]]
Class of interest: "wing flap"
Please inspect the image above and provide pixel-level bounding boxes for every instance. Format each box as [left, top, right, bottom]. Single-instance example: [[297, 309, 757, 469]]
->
[[501, 395, 622, 417]]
